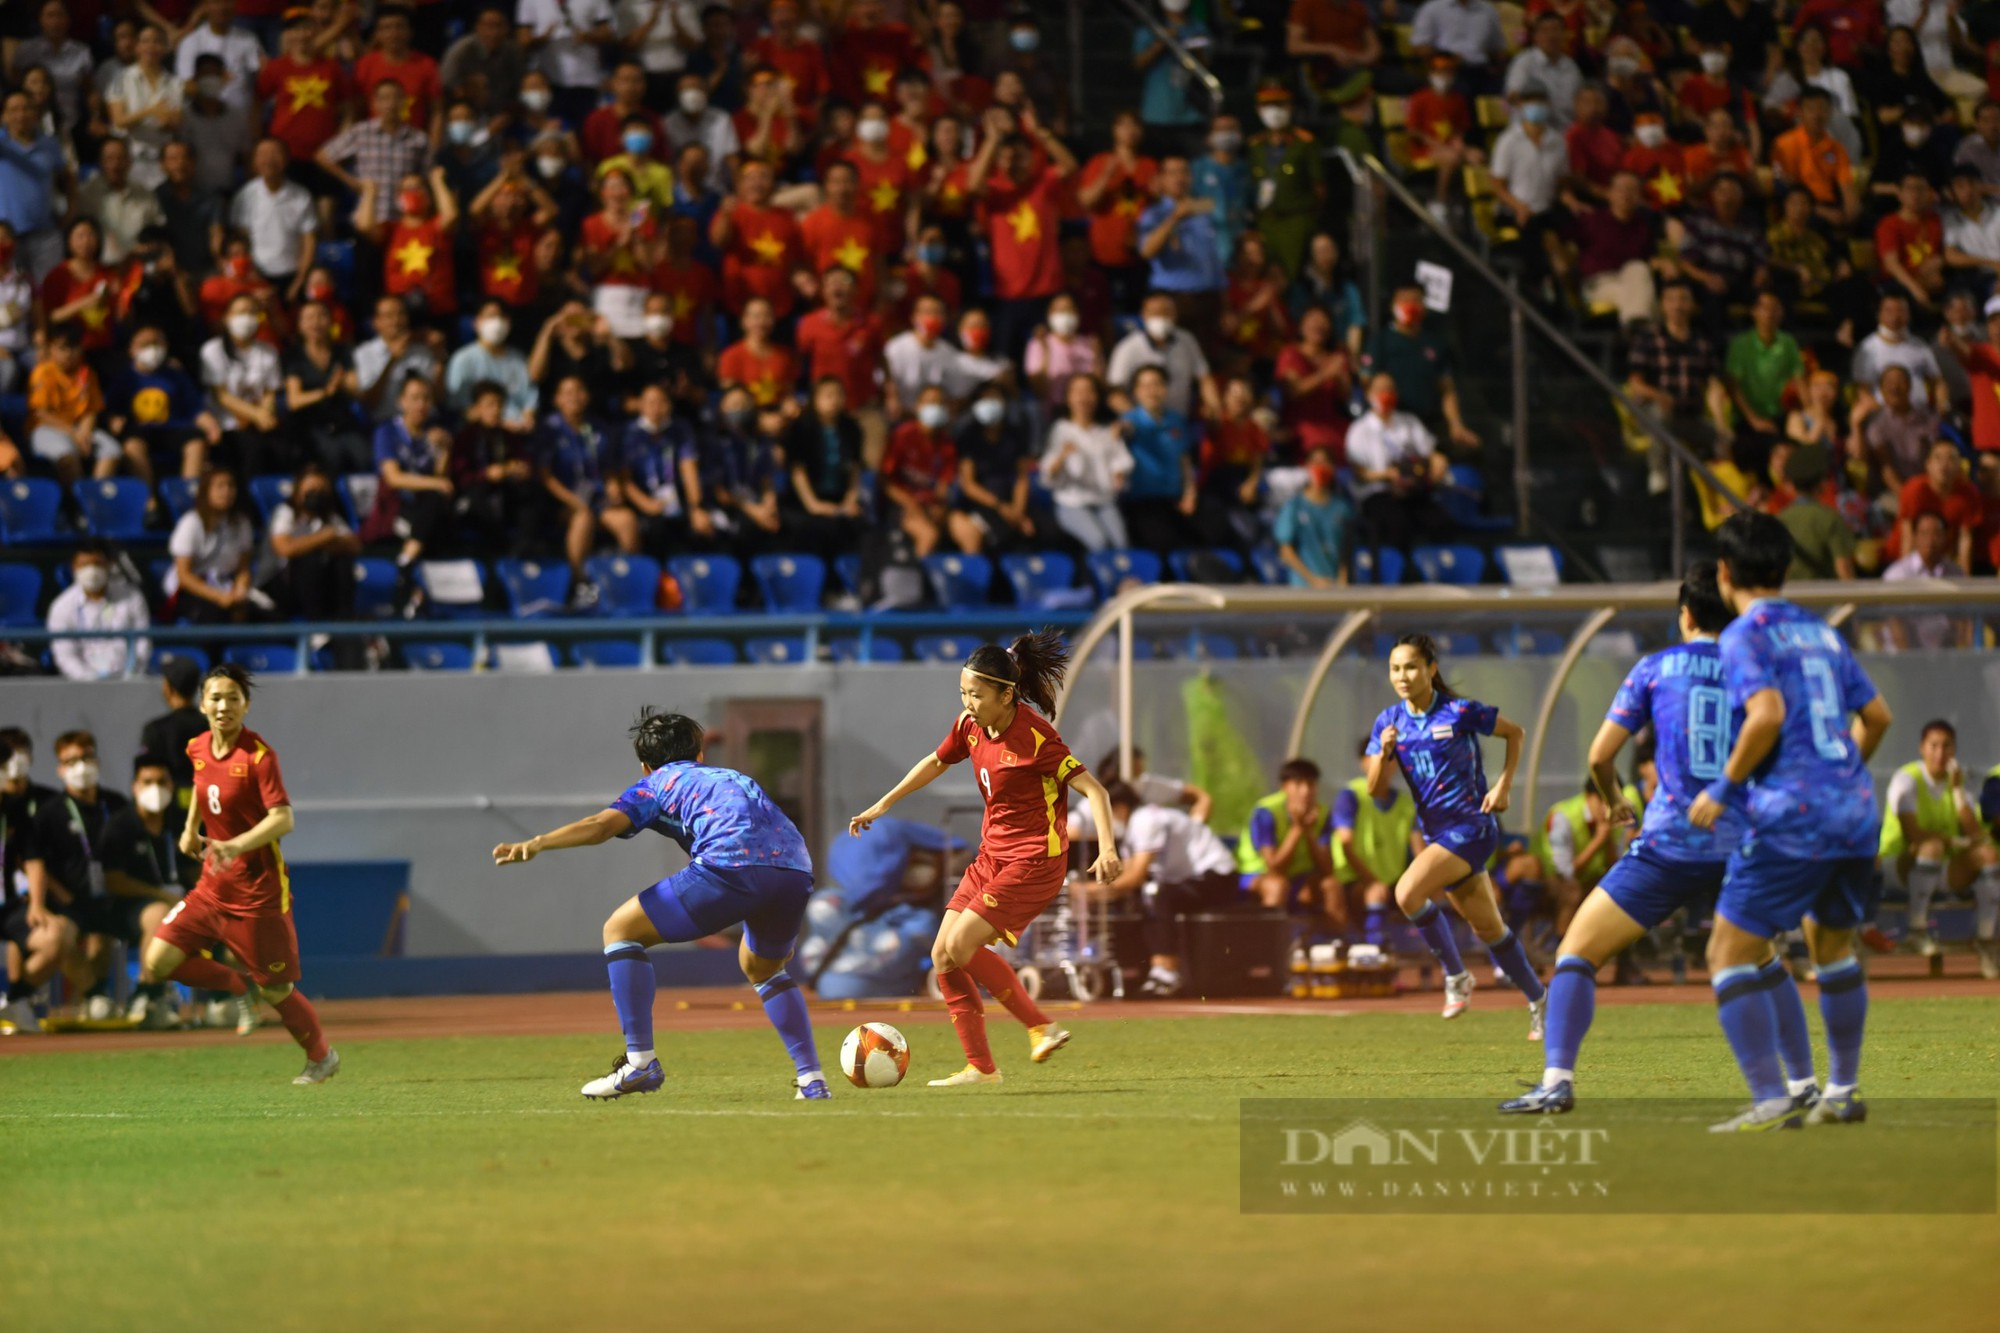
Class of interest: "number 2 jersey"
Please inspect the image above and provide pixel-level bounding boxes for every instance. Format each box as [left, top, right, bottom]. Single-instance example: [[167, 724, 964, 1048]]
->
[[187, 728, 292, 913], [935, 705, 1083, 864], [1717, 598, 1882, 861], [1606, 639, 1746, 862], [1366, 694, 1498, 838]]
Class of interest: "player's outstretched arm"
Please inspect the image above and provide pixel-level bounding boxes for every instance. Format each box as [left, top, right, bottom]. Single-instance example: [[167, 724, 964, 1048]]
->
[[849, 755, 948, 836], [493, 809, 633, 866], [1587, 719, 1637, 826], [1070, 769, 1123, 884], [1690, 687, 1786, 829], [210, 806, 294, 868], [1481, 715, 1525, 815]]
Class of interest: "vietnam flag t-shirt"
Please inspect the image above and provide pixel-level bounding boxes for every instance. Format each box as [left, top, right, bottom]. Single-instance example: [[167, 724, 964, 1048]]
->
[[981, 166, 1066, 302]]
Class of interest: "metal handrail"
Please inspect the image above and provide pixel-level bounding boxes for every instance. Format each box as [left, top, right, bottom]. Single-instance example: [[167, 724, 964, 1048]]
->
[[1113, 0, 1224, 112]]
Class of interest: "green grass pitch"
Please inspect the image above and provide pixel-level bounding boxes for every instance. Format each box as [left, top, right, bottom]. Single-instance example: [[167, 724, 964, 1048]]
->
[[5, 997, 1999, 1331]]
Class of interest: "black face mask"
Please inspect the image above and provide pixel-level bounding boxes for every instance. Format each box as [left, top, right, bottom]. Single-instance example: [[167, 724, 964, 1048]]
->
[[723, 408, 755, 433], [298, 488, 334, 516]]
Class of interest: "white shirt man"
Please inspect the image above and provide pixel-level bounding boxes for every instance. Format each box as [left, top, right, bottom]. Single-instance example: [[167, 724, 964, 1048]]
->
[[46, 562, 150, 680], [518, 0, 617, 91], [616, 0, 701, 76], [884, 328, 985, 411], [1411, 0, 1507, 73], [1505, 51, 1581, 127], [175, 6, 264, 116], [1122, 802, 1235, 888], [1106, 323, 1211, 418], [1343, 409, 1438, 501], [1945, 198, 2000, 265], [74, 158, 164, 265], [1489, 113, 1568, 215], [1851, 325, 1947, 405], [662, 99, 741, 172], [230, 171, 317, 283]]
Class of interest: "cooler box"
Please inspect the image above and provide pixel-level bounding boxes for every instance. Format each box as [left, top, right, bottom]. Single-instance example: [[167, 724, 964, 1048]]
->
[[1178, 912, 1291, 998]]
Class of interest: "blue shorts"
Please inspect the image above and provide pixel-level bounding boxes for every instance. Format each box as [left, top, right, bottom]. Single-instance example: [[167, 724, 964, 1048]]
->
[[638, 861, 814, 961], [1598, 843, 1723, 930], [1428, 816, 1499, 887], [1717, 843, 1879, 940]]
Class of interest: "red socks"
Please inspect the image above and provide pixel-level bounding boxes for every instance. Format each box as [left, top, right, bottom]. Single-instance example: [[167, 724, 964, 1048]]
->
[[936, 966, 994, 1074], [169, 958, 246, 995], [274, 990, 329, 1062], [964, 948, 1050, 1029]]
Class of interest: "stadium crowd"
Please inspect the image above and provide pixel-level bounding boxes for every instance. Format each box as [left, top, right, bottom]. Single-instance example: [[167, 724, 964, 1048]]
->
[[0, 0, 1991, 679]]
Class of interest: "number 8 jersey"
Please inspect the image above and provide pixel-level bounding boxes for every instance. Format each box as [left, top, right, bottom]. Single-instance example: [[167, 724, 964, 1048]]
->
[[1718, 598, 1883, 860], [186, 728, 293, 913], [1606, 637, 1745, 861]]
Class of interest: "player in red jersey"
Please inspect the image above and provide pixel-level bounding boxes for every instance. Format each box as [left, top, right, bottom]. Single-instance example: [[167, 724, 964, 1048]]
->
[[138, 665, 338, 1085], [850, 631, 1118, 1086]]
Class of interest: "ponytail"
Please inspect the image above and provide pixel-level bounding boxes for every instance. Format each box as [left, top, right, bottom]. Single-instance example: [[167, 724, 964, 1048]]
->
[[963, 628, 1071, 716], [1392, 632, 1454, 700]]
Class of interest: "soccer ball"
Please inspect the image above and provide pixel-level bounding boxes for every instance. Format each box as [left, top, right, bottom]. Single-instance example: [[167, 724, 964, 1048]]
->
[[840, 1022, 911, 1089]]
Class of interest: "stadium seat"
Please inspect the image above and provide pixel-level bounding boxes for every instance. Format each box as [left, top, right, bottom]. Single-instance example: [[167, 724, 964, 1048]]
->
[[337, 473, 375, 527], [0, 562, 39, 626], [352, 557, 399, 617], [248, 475, 294, 523], [159, 476, 198, 522], [833, 552, 864, 596], [1352, 547, 1405, 585], [72, 478, 152, 541], [404, 641, 474, 671], [750, 554, 826, 612], [149, 645, 208, 674], [494, 558, 572, 618], [488, 641, 559, 672], [1167, 548, 1244, 583], [1439, 632, 1483, 657], [571, 639, 642, 669], [1248, 544, 1285, 585], [1495, 544, 1563, 588], [225, 643, 299, 674], [1595, 545, 1656, 582], [1495, 627, 1566, 656], [912, 634, 976, 663], [1411, 544, 1487, 585], [585, 554, 661, 617], [667, 554, 741, 614], [999, 551, 1076, 606], [0, 478, 62, 543], [417, 559, 489, 618], [663, 636, 739, 666], [1163, 631, 1239, 660], [828, 635, 905, 663], [1085, 548, 1162, 598], [923, 553, 991, 610], [745, 635, 809, 664], [1437, 464, 1513, 533]]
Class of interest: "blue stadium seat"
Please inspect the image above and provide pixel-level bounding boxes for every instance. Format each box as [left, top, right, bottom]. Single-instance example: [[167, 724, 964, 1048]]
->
[[73, 478, 152, 541], [1352, 547, 1405, 585], [572, 639, 642, 669], [1494, 544, 1564, 587], [667, 554, 741, 614], [1248, 544, 1285, 585], [1439, 632, 1483, 657], [405, 642, 475, 671], [336, 473, 375, 528], [585, 554, 661, 617], [225, 643, 299, 674], [0, 563, 39, 626], [1085, 548, 1162, 598], [829, 636, 906, 663], [1163, 631, 1239, 660], [247, 475, 294, 523], [494, 558, 572, 617], [487, 641, 560, 672], [1437, 464, 1512, 533], [352, 557, 399, 617], [750, 554, 826, 612], [663, 636, 739, 666], [149, 645, 209, 675], [912, 634, 976, 663], [417, 559, 489, 618], [923, 553, 991, 609], [744, 635, 809, 664], [833, 552, 864, 596], [999, 551, 1076, 606], [159, 477, 198, 522], [1167, 548, 1245, 583], [314, 239, 356, 301], [0, 478, 62, 544], [1494, 628, 1566, 656], [1411, 544, 1487, 585]]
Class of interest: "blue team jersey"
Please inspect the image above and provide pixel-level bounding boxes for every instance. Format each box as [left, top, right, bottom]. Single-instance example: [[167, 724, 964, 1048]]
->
[[1367, 694, 1499, 835], [610, 761, 812, 873], [1717, 598, 1881, 860], [1606, 639, 1745, 862]]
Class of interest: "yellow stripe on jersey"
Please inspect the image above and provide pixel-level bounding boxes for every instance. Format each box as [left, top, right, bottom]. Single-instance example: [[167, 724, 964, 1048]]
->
[[1031, 728, 1046, 757], [275, 844, 291, 914], [1042, 775, 1061, 858]]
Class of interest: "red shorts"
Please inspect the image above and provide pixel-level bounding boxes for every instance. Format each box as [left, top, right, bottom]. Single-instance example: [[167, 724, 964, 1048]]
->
[[948, 852, 1068, 945], [153, 888, 303, 987]]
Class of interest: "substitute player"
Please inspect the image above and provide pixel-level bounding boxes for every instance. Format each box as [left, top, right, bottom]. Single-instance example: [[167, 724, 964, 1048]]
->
[[1501, 565, 1818, 1115], [850, 631, 1120, 1087], [138, 665, 338, 1085], [494, 710, 828, 1101], [1368, 634, 1547, 1035], [1876, 720, 1997, 964], [1690, 511, 1893, 1132]]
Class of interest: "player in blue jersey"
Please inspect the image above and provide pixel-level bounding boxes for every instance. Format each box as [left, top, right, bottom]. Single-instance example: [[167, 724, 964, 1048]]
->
[[493, 709, 829, 1102], [1689, 512, 1893, 1132], [1367, 634, 1548, 1034], [1500, 564, 1819, 1115]]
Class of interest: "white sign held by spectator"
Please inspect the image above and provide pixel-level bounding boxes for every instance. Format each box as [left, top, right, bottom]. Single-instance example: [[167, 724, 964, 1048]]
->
[[1415, 261, 1453, 313]]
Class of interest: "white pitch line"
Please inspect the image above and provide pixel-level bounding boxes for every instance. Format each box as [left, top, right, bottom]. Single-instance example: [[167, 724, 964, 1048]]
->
[[0, 1105, 1225, 1123]]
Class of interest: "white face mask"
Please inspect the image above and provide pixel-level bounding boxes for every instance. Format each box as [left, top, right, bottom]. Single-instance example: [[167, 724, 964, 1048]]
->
[[1161, 0, 1189, 12], [134, 343, 165, 372], [1635, 124, 1666, 148], [643, 312, 674, 338], [536, 154, 565, 179], [2, 753, 27, 781], [1904, 124, 1929, 147], [1429, 75, 1453, 95], [917, 401, 949, 429], [1700, 52, 1728, 76], [971, 398, 1005, 426], [76, 564, 109, 594], [1258, 106, 1290, 131], [678, 89, 707, 116], [520, 88, 551, 113], [1607, 57, 1638, 78], [1143, 315, 1174, 342], [136, 784, 172, 814], [477, 316, 509, 346], [61, 759, 98, 792], [857, 117, 889, 144], [1048, 310, 1078, 337], [227, 312, 259, 342]]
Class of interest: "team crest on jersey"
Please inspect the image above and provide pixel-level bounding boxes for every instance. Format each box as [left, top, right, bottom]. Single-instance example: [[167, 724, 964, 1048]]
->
[[193, 760, 205, 771], [1430, 725, 1454, 740], [231, 764, 247, 777], [268, 961, 284, 974]]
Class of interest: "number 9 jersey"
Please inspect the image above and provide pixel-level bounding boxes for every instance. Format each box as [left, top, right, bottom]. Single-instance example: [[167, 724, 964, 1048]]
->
[[935, 705, 1082, 864], [187, 728, 293, 912], [1606, 638, 1746, 861]]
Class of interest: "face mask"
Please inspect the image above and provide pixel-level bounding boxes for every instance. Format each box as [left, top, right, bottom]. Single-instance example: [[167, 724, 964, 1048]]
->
[[448, 120, 476, 146], [536, 154, 565, 179], [225, 254, 251, 279], [1048, 310, 1078, 337], [1209, 130, 1240, 155], [643, 312, 673, 338], [136, 784, 172, 814], [1011, 28, 1039, 52], [76, 564, 109, 593], [3, 753, 27, 781], [971, 397, 1004, 426], [1904, 124, 1929, 147], [134, 343, 165, 372], [623, 130, 653, 156], [1607, 57, 1638, 78], [915, 313, 944, 339], [1143, 315, 1174, 341], [679, 89, 707, 116], [857, 118, 889, 144], [1258, 106, 1290, 131], [521, 88, 551, 113], [195, 75, 221, 99], [1700, 52, 1728, 76], [1521, 102, 1549, 126], [62, 759, 98, 791], [1393, 300, 1423, 327], [299, 487, 333, 514], [917, 402, 949, 429], [1372, 391, 1398, 415], [1307, 463, 1337, 489], [1429, 75, 1453, 95], [917, 242, 946, 265], [1635, 124, 1665, 149], [227, 312, 259, 341], [962, 325, 990, 353], [400, 188, 428, 215], [723, 407, 755, 432], [477, 316, 509, 345], [1161, 0, 1189, 12], [307, 278, 334, 301]]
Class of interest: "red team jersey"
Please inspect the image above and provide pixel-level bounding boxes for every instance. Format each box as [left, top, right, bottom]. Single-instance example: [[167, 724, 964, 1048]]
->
[[935, 705, 1081, 864], [187, 728, 292, 913]]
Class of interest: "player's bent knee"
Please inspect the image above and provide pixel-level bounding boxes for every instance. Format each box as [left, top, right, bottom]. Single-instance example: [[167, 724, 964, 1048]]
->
[[259, 982, 293, 1004], [1915, 838, 1946, 862]]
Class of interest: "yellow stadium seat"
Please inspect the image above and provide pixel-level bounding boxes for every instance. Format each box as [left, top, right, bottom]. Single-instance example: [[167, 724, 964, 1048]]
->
[[1476, 96, 1511, 130], [1376, 95, 1409, 130], [1391, 24, 1416, 60]]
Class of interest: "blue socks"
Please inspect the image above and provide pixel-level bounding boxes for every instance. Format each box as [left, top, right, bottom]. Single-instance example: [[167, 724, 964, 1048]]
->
[[1409, 900, 1466, 976], [1542, 954, 1597, 1078], [755, 970, 823, 1080], [1362, 902, 1387, 947], [1484, 929, 1546, 1002], [1758, 956, 1818, 1090], [1815, 955, 1867, 1092], [604, 941, 656, 1060], [1712, 963, 1786, 1101]]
